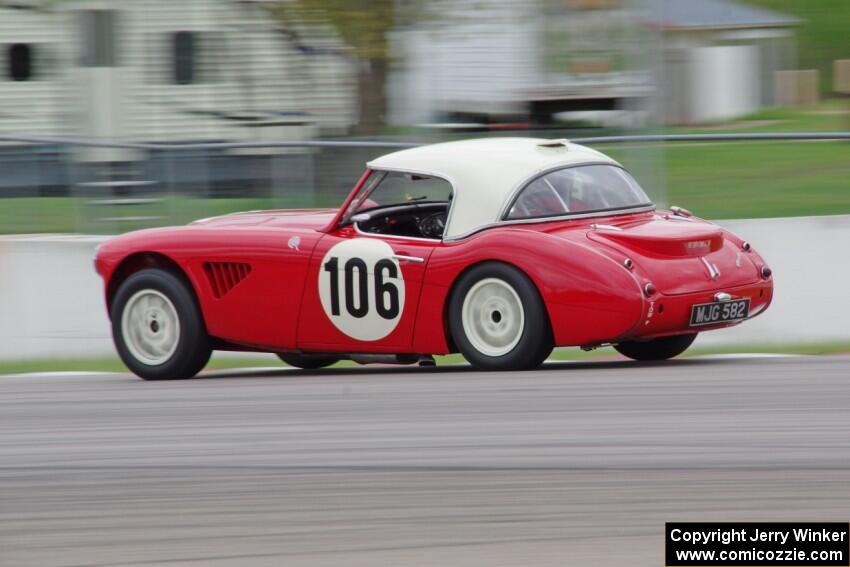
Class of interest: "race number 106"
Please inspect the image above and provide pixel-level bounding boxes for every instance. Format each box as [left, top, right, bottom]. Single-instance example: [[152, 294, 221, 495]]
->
[[323, 256, 400, 320]]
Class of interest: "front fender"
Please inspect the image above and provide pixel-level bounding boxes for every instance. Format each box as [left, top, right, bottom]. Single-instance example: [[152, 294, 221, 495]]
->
[[95, 224, 322, 351]]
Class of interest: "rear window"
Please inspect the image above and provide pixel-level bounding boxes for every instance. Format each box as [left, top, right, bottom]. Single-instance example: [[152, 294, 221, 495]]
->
[[505, 164, 651, 220]]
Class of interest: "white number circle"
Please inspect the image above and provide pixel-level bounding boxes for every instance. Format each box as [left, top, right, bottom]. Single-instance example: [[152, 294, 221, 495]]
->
[[318, 239, 405, 341]]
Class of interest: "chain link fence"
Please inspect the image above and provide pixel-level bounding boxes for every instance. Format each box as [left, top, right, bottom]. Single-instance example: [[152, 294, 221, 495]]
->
[[1, 133, 848, 234]]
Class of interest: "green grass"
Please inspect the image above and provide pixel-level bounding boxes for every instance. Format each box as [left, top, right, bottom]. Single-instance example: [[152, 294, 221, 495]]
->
[[0, 196, 332, 235], [0, 197, 79, 234], [604, 139, 850, 219], [655, 140, 849, 219], [675, 99, 850, 133], [2, 342, 847, 376], [598, 101, 850, 219]]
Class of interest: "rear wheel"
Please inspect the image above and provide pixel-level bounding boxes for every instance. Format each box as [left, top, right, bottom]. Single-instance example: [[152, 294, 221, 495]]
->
[[277, 353, 340, 369], [112, 269, 211, 380], [449, 262, 553, 370], [614, 333, 697, 361]]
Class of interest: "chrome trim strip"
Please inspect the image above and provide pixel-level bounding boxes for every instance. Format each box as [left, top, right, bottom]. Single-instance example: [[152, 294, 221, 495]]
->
[[392, 254, 425, 263], [591, 223, 623, 231], [353, 222, 442, 243], [443, 204, 657, 242], [701, 257, 721, 280]]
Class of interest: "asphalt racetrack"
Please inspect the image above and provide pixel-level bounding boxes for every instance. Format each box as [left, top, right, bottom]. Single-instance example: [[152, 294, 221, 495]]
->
[[2, 355, 850, 566]]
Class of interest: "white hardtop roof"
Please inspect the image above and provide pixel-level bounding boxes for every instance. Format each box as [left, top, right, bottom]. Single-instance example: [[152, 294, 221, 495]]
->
[[368, 137, 620, 239]]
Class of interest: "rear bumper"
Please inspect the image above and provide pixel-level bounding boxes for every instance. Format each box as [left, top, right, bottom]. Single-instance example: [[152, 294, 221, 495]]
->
[[623, 280, 773, 340]]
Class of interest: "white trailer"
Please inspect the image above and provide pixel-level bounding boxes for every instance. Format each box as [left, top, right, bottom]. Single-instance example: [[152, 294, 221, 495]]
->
[[388, 0, 651, 126]]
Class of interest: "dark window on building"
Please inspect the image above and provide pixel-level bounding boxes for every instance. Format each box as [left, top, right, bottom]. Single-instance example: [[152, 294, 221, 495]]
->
[[173, 31, 195, 85], [8, 43, 33, 81], [80, 10, 116, 67]]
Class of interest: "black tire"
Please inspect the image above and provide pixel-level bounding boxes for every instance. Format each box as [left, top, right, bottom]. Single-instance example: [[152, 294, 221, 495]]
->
[[448, 262, 553, 370], [614, 333, 697, 361], [277, 353, 340, 369], [111, 269, 211, 380]]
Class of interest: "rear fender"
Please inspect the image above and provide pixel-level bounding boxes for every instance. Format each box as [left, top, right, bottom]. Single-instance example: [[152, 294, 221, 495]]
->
[[413, 228, 645, 353]]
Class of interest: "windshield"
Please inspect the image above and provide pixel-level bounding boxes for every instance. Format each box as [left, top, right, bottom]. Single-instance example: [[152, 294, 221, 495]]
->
[[505, 164, 651, 220], [345, 171, 453, 219]]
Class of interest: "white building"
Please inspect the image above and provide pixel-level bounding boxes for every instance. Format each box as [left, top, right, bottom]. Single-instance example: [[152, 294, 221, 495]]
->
[[651, 0, 799, 124], [0, 0, 357, 145]]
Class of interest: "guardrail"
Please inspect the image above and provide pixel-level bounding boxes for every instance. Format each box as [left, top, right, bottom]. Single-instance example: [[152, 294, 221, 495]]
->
[[3, 131, 850, 148], [0, 135, 420, 150], [572, 132, 850, 143], [1, 132, 848, 233]]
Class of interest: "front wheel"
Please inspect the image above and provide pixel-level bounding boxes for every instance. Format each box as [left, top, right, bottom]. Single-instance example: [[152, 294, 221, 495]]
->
[[614, 333, 697, 361], [449, 262, 553, 370], [112, 269, 211, 380]]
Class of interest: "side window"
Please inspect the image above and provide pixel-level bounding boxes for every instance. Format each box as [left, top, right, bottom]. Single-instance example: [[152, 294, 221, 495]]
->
[[356, 172, 452, 211], [8, 43, 34, 81], [345, 171, 453, 239], [173, 31, 195, 85]]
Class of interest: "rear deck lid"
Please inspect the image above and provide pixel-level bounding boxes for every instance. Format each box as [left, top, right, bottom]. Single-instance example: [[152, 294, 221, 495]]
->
[[584, 216, 760, 294], [588, 219, 724, 258]]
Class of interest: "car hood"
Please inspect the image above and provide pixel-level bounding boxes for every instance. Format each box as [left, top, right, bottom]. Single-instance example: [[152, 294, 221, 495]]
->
[[191, 208, 338, 230]]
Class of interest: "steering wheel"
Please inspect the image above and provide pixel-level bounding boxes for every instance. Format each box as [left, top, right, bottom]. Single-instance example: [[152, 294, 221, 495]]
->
[[418, 212, 447, 239]]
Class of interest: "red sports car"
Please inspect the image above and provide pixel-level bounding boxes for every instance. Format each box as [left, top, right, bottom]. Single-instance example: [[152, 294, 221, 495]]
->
[[95, 138, 773, 380]]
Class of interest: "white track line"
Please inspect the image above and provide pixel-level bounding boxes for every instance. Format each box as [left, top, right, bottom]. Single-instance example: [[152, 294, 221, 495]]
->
[[689, 353, 808, 360], [1, 354, 810, 379], [0, 371, 117, 379]]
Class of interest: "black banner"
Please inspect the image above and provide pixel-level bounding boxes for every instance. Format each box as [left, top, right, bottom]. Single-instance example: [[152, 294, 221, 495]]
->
[[666, 522, 850, 567]]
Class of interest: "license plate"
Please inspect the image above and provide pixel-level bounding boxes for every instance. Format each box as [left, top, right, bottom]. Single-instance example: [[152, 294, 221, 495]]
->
[[689, 298, 750, 327]]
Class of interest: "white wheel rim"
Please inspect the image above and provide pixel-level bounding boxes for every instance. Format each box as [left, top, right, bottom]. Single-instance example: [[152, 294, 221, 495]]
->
[[120, 289, 181, 366], [461, 278, 525, 357]]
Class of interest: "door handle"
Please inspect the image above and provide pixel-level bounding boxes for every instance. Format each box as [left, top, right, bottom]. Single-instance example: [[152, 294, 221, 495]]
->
[[392, 254, 425, 263]]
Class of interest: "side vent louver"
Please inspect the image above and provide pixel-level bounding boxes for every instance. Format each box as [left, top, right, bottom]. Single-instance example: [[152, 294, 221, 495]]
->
[[203, 262, 252, 299]]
